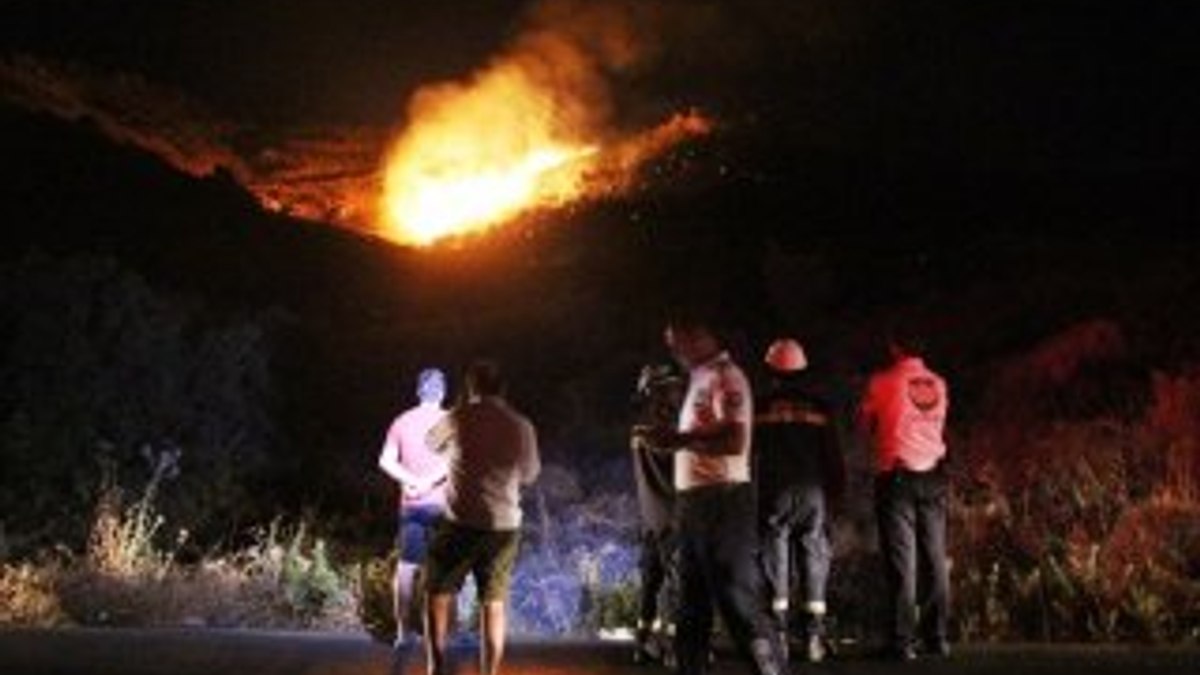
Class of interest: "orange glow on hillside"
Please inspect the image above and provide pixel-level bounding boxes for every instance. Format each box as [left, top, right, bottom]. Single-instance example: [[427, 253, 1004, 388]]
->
[[378, 58, 711, 247]]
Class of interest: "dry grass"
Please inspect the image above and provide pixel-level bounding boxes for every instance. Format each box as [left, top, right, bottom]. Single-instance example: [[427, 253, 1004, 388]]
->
[[0, 560, 65, 626], [948, 364, 1200, 643], [0, 474, 360, 631]]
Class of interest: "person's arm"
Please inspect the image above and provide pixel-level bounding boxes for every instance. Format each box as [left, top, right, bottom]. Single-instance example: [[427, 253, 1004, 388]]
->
[[633, 410, 744, 451], [378, 422, 422, 488], [646, 369, 748, 456], [519, 420, 541, 485], [664, 419, 746, 456], [425, 414, 455, 455]]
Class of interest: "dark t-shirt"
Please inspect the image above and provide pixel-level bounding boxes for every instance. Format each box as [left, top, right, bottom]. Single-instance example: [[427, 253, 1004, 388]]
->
[[753, 377, 844, 506]]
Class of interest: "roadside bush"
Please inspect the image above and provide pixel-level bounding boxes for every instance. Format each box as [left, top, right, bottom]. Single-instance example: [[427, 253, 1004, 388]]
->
[[0, 560, 64, 626], [356, 550, 399, 643], [6, 465, 360, 631], [949, 362, 1200, 643]]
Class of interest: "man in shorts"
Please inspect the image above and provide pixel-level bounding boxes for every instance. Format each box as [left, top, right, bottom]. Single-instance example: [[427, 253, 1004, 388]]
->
[[378, 368, 450, 645], [423, 360, 541, 675]]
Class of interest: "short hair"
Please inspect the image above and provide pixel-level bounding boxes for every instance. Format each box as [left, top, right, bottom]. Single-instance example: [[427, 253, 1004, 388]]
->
[[416, 368, 446, 403], [664, 307, 728, 348], [465, 359, 505, 398], [884, 321, 928, 358]]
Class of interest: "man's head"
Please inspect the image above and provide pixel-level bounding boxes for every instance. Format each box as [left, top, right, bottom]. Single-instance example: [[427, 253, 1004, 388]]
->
[[416, 368, 447, 404], [465, 359, 505, 399], [884, 323, 927, 363], [664, 315, 723, 369]]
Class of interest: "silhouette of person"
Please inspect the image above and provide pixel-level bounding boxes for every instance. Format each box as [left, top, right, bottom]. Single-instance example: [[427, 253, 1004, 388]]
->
[[378, 368, 449, 645]]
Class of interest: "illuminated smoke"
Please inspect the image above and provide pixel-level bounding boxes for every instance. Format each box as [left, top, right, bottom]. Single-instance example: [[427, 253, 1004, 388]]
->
[[378, 0, 711, 246]]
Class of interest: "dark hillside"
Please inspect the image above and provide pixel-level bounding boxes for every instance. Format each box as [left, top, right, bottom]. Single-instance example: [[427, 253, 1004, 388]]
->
[[2, 100, 1198, 531]]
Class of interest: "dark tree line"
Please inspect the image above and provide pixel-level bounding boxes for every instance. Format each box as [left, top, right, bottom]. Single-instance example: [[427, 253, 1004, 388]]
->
[[0, 252, 279, 554]]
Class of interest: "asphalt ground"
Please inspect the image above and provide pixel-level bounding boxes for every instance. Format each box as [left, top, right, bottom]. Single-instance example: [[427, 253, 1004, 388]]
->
[[1, 629, 1197, 675]]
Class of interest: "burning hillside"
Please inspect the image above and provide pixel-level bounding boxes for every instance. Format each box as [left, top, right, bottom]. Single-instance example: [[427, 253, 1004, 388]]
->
[[2, 1, 714, 248], [0, 55, 386, 234], [377, 1, 712, 245]]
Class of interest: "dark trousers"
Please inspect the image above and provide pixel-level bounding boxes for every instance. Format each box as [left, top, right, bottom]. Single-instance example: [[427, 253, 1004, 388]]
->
[[874, 466, 950, 649], [675, 483, 781, 675], [761, 484, 830, 632], [638, 527, 678, 632]]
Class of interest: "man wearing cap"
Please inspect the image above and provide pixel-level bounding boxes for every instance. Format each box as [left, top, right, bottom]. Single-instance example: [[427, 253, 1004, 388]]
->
[[858, 333, 951, 661], [638, 315, 787, 675], [378, 368, 450, 645], [754, 338, 844, 663]]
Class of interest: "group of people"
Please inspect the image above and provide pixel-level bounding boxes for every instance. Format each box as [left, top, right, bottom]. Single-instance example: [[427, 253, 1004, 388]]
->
[[631, 314, 951, 674], [375, 314, 950, 675], [377, 360, 540, 675]]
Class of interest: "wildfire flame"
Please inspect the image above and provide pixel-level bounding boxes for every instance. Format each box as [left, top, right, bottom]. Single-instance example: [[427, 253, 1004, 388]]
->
[[0, 3, 719, 244], [380, 67, 599, 246], [377, 3, 712, 247]]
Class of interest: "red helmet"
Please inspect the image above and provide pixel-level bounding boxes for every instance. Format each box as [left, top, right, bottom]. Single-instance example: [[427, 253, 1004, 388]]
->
[[764, 338, 808, 372]]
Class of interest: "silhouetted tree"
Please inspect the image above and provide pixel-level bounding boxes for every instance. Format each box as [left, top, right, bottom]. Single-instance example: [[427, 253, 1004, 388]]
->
[[0, 252, 277, 553]]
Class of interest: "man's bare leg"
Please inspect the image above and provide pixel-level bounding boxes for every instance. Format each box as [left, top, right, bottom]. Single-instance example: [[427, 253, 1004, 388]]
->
[[479, 600, 507, 675], [394, 561, 417, 640], [425, 593, 455, 675]]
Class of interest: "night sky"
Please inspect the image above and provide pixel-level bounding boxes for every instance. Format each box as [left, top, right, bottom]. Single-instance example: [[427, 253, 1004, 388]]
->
[[6, 0, 1194, 167]]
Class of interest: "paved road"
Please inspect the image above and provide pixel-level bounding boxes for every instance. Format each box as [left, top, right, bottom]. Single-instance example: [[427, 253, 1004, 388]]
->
[[1, 628, 1197, 675]]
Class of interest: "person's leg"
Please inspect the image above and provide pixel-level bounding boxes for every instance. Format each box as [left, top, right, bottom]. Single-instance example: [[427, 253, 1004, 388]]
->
[[658, 527, 681, 668], [395, 561, 417, 637], [424, 593, 455, 675], [875, 472, 917, 658], [796, 486, 831, 661], [915, 470, 950, 655], [397, 504, 438, 642], [472, 529, 520, 675], [479, 600, 507, 675], [760, 491, 794, 631], [709, 485, 785, 675], [421, 519, 469, 675], [637, 529, 667, 659], [674, 495, 715, 675]]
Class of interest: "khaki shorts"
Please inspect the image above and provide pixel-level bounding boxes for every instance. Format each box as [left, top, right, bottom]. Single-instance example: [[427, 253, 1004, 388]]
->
[[423, 519, 520, 603]]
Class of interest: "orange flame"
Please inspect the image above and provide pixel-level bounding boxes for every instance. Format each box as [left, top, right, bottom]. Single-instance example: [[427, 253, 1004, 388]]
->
[[377, 4, 712, 247], [380, 65, 600, 246]]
